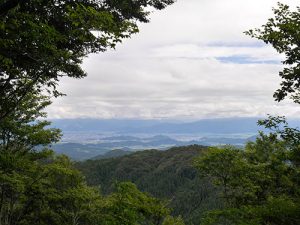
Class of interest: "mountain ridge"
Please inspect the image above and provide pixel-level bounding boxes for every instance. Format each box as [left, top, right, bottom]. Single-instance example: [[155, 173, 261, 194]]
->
[[51, 117, 265, 133], [76, 145, 221, 224]]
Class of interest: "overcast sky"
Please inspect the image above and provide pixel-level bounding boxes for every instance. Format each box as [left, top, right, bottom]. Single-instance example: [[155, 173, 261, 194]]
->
[[47, 0, 300, 120]]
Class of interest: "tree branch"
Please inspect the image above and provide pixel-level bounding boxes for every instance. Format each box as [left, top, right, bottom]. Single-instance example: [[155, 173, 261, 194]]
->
[[0, 0, 29, 16]]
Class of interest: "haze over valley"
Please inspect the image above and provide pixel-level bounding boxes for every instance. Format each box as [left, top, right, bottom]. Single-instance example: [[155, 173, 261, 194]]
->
[[51, 117, 300, 160]]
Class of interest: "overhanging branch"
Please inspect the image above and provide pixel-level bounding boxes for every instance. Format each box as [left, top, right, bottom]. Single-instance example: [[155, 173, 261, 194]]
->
[[0, 0, 26, 16]]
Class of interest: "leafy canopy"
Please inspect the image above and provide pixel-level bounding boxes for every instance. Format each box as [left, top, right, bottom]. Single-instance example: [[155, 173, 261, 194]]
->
[[246, 3, 300, 103], [0, 0, 183, 224], [0, 0, 174, 120], [0, 89, 181, 225], [195, 116, 300, 225]]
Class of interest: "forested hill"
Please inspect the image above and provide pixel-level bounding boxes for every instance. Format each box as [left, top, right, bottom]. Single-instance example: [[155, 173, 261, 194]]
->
[[76, 145, 222, 224]]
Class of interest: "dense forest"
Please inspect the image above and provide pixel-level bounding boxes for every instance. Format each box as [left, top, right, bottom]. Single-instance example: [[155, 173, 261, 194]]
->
[[1, 0, 300, 225], [77, 118, 300, 224], [76, 145, 222, 224]]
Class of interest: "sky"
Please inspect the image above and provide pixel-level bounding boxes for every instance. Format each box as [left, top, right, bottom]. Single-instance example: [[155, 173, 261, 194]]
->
[[47, 0, 300, 120]]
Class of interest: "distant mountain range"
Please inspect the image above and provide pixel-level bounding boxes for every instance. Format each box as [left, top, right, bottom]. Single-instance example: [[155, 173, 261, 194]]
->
[[49, 117, 300, 160], [51, 117, 300, 134], [50, 117, 261, 134], [52, 134, 257, 160]]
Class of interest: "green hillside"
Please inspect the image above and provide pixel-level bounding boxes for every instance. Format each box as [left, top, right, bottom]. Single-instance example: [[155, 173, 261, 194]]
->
[[76, 145, 223, 224]]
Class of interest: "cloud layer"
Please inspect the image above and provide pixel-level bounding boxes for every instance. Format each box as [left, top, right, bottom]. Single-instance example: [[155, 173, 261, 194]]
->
[[47, 0, 300, 119]]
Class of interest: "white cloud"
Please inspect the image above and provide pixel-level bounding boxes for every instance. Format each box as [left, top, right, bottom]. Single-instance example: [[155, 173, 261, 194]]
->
[[47, 0, 300, 119]]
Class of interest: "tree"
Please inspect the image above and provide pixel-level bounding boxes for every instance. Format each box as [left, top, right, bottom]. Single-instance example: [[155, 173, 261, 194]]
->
[[195, 116, 300, 225], [162, 215, 185, 225], [246, 3, 300, 103], [0, 91, 61, 154], [0, 0, 174, 120], [0, 1, 179, 223], [194, 146, 262, 207], [0, 89, 179, 224], [0, 1, 181, 224], [100, 182, 172, 225], [201, 4, 300, 221]]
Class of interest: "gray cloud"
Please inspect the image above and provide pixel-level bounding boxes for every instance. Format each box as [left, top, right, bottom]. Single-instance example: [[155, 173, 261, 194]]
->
[[47, 0, 300, 119]]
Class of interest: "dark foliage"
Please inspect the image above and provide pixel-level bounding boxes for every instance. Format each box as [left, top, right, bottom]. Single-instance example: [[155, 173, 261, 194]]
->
[[77, 145, 222, 224]]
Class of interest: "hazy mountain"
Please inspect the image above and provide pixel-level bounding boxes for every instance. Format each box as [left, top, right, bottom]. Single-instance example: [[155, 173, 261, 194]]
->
[[51, 119, 164, 132], [52, 135, 181, 160], [92, 149, 132, 160], [50, 117, 300, 134], [121, 118, 263, 134], [52, 118, 258, 134], [101, 135, 141, 141], [52, 134, 258, 160], [51, 143, 109, 161], [49, 117, 300, 160]]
